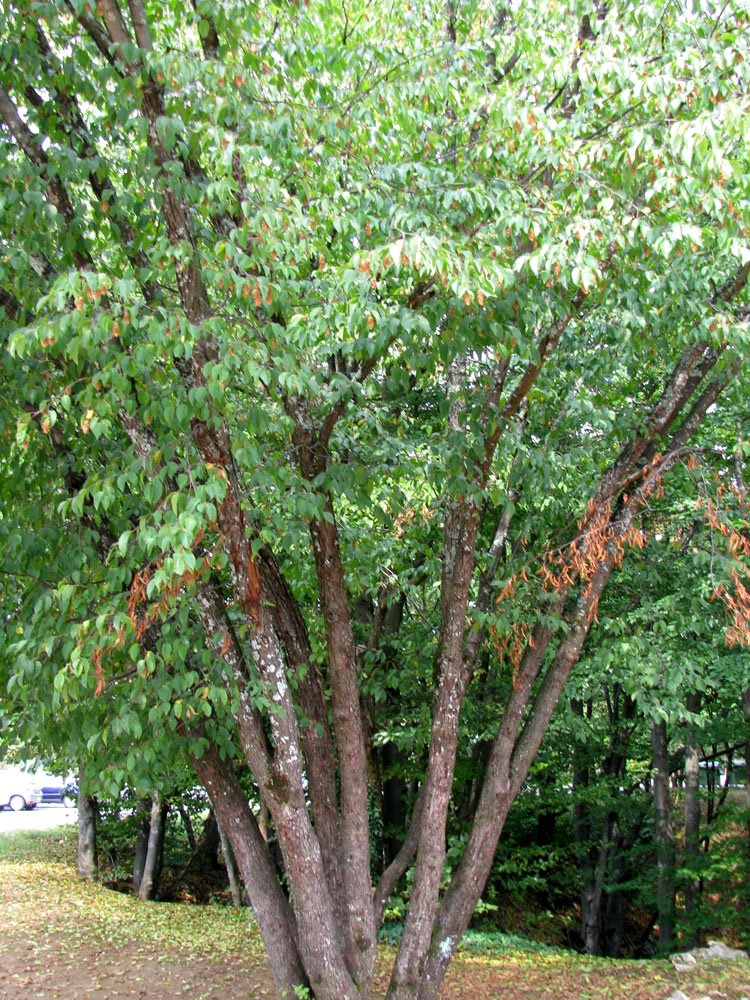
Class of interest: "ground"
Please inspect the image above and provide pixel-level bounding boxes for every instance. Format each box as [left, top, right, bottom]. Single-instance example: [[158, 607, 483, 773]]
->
[[1, 831, 750, 999]]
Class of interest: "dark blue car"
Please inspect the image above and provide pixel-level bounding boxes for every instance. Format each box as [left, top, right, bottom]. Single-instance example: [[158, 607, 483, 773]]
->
[[37, 776, 77, 807]]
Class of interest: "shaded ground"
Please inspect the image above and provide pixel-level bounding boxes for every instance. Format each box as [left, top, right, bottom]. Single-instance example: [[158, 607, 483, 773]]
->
[[2, 832, 750, 999], [2, 932, 276, 1000]]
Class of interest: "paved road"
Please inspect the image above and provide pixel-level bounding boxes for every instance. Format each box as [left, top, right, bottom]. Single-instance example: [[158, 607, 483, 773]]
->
[[0, 802, 77, 833]]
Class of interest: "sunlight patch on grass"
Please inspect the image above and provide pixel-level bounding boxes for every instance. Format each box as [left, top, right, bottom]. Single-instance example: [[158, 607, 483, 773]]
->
[[0, 828, 264, 959]]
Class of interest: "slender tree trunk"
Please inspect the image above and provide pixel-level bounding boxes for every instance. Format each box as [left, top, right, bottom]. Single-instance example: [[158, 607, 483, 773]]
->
[[195, 809, 221, 869], [571, 699, 600, 955], [387, 495, 483, 1000], [76, 768, 97, 880], [309, 510, 376, 988], [412, 542, 621, 1000], [178, 802, 197, 851], [216, 815, 244, 907], [651, 718, 676, 954], [683, 692, 702, 947], [138, 790, 168, 901], [603, 835, 626, 959], [132, 796, 151, 893]]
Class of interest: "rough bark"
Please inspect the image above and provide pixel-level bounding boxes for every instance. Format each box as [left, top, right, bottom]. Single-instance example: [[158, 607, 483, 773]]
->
[[98, 19, 361, 984], [190, 738, 308, 999], [256, 545, 345, 925], [386, 497, 483, 1000], [413, 552, 614, 1000], [308, 507, 376, 987]]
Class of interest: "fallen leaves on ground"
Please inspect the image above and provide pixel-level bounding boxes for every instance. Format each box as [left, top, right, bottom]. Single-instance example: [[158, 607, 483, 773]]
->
[[2, 830, 750, 999]]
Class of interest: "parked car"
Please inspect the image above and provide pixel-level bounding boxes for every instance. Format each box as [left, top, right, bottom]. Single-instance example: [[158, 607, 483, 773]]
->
[[0, 768, 42, 811], [38, 777, 78, 807]]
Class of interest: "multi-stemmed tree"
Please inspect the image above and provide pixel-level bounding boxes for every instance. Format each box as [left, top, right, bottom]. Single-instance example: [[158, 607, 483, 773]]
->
[[1, 1, 748, 997]]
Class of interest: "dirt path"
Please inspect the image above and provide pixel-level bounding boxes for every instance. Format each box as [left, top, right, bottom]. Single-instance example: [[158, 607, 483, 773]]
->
[[2, 929, 278, 1000]]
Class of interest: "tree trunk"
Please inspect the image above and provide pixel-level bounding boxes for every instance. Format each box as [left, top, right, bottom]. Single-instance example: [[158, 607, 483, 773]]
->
[[571, 698, 602, 956], [603, 838, 626, 960], [651, 718, 676, 954], [76, 768, 98, 880], [132, 796, 151, 894], [190, 739, 309, 999], [195, 809, 222, 869], [138, 790, 168, 901], [683, 691, 702, 947], [178, 802, 197, 851], [217, 815, 244, 907]]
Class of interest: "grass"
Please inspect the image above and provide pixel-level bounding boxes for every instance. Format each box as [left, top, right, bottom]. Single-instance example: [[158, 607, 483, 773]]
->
[[0, 827, 264, 959], [0, 825, 76, 862]]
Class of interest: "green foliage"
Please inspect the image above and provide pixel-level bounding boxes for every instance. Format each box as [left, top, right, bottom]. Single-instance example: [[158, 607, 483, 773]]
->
[[458, 929, 563, 957]]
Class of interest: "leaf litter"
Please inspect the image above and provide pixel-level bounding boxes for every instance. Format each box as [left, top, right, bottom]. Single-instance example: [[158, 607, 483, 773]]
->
[[2, 830, 750, 998]]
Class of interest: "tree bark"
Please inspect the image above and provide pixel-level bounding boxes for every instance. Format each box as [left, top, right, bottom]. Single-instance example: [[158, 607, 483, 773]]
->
[[405, 500, 631, 999], [195, 809, 221, 869], [651, 718, 676, 954], [216, 815, 244, 907], [132, 796, 151, 893], [138, 790, 168, 901], [191, 738, 308, 999], [76, 768, 98, 880]]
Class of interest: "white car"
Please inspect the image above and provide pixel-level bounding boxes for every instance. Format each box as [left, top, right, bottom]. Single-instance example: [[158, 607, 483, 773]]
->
[[0, 767, 42, 811]]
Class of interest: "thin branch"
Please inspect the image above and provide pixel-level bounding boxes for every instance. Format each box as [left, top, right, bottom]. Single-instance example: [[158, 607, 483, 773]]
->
[[127, 0, 153, 52]]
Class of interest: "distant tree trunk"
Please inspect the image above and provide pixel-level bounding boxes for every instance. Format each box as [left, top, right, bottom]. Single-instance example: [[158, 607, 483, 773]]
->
[[604, 808, 646, 958], [178, 802, 197, 851], [683, 692, 702, 947], [195, 808, 222, 869], [571, 698, 602, 956], [603, 829, 626, 959], [138, 790, 168, 901], [651, 718, 676, 953], [76, 767, 97, 880], [380, 740, 412, 864], [216, 815, 244, 907], [132, 796, 151, 893]]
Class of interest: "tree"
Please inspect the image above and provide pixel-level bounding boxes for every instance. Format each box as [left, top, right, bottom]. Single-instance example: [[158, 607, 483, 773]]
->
[[558, 424, 750, 957], [1, 1, 749, 998]]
